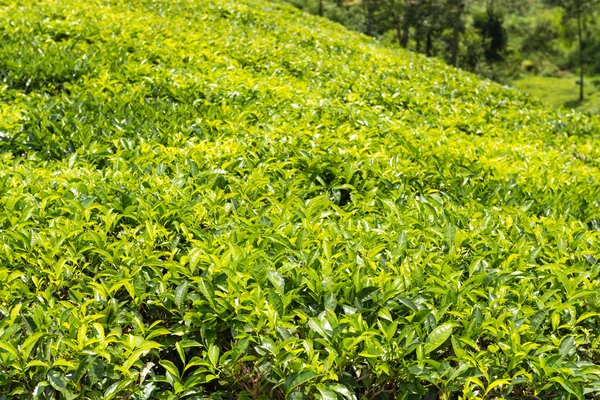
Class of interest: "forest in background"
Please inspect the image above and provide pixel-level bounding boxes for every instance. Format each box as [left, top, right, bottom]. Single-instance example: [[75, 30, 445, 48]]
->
[[282, 0, 600, 112]]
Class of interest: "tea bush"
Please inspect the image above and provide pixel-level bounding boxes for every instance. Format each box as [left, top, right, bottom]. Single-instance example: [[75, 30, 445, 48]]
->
[[1, 0, 600, 399]]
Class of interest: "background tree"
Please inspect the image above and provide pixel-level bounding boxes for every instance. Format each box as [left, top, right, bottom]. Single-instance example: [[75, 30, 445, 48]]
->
[[414, 0, 447, 56], [448, 0, 467, 66], [473, 5, 508, 62], [281, 0, 600, 99], [544, 0, 599, 100], [400, 0, 416, 47], [387, 0, 406, 47]]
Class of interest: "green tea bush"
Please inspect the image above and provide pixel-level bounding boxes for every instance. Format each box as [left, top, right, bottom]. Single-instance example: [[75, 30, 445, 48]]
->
[[1, 0, 600, 399]]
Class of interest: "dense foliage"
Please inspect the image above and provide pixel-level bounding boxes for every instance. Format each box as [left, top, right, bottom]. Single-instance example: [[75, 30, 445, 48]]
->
[[1, 0, 600, 398]]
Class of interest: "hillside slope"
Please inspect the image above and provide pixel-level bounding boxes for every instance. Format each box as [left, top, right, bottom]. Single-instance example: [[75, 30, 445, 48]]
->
[[1, 0, 600, 398]]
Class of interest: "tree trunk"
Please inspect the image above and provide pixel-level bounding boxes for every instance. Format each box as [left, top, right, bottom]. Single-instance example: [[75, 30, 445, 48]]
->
[[400, 3, 411, 48], [394, 13, 403, 47], [364, 0, 374, 37], [577, 4, 584, 102], [450, 0, 464, 67], [319, 0, 324, 16], [387, 0, 402, 47], [426, 31, 433, 56]]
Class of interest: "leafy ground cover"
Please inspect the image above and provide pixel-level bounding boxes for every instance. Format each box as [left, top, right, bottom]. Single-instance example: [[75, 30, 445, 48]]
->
[[1, 0, 600, 399], [513, 75, 600, 115]]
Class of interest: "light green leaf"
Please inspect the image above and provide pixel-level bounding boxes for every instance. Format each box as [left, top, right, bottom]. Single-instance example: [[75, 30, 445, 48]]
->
[[550, 377, 583, 400], [20, 332, 45, 361], [485, 379, 511, 396], [48, 370, 68, 392], [324, 293, 337, 311], [286, 370, 320, 395], [424, 323, 453, 355], [0, 341, 19, 358], [208, 344, 220, 367], [317, 386, 338, 400], [268, 270, 285, 294], [327, 383, 356, 400], [175, 280, 189, 311]]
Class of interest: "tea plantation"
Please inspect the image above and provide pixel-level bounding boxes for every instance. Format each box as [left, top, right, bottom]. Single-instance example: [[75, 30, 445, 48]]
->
[[1, 0, 600, 399]]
